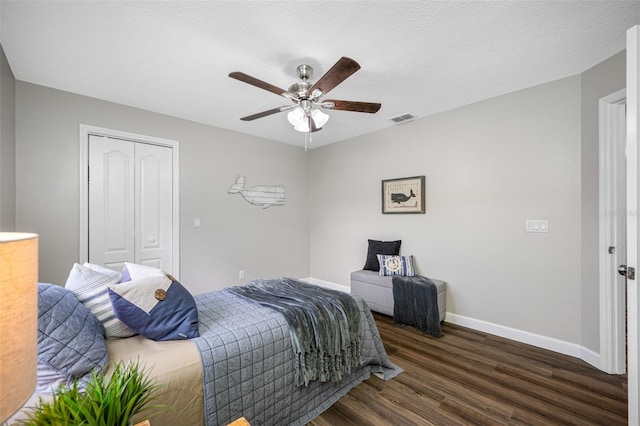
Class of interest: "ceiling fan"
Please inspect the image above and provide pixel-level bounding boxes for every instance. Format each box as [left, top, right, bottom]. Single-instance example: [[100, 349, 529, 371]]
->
[[229, 57, 381, 141]]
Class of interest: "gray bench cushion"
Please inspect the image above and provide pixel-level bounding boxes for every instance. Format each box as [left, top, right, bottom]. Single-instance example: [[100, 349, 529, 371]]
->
[[350, 270, 446, 322]]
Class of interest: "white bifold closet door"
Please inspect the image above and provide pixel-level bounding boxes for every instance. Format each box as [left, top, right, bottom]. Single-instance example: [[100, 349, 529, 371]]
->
[[88, 135, 173, 274]]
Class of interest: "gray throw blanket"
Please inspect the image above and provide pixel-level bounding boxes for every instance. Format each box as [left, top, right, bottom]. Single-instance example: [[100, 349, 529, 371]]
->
[[392, 275, 443, 338], [228, 277, 362, 386]]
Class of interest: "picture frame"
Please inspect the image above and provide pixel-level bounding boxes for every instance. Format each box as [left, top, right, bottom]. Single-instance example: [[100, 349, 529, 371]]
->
[[381, 175, 425, 214]]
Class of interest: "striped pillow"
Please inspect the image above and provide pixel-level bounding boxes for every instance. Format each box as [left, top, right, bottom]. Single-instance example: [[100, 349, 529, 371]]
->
[[376, 254, 416, 277], [65, 263, 136, 338]]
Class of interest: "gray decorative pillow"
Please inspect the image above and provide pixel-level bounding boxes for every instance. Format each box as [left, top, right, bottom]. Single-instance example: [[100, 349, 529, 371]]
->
[[363, 239, 401, 271], [37, 283, 109, 392]]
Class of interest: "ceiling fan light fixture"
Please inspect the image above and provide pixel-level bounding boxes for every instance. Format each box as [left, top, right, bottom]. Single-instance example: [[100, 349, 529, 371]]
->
[[288, 106, 329, 132], [311, 109, 329, 128], [287, 107, 306, 126]]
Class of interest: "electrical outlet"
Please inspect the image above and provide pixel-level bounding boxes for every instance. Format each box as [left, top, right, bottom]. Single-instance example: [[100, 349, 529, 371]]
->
[[239, 270, 245, 280]]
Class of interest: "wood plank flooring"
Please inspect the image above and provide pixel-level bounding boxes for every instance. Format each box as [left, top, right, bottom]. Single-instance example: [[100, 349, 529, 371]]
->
[[308, 313, 628, 425]]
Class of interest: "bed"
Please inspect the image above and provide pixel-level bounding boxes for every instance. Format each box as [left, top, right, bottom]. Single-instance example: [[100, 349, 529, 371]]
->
[[14, 269, 401, 426]]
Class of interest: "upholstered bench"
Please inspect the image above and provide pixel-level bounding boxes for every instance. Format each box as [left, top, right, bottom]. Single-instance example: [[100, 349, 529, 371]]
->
[[350, 270, 446, 322]]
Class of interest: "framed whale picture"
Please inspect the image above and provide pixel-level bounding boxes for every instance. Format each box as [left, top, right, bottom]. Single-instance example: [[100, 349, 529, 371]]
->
[[382, 175, 425, 214]]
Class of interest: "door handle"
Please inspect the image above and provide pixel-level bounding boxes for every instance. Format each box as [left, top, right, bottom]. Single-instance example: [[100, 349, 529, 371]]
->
[[618, 264, 636, 280], [618, 264, 627, 276]]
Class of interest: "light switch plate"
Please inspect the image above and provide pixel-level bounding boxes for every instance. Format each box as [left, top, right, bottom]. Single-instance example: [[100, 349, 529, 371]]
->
[[526, 219, 548, 233]]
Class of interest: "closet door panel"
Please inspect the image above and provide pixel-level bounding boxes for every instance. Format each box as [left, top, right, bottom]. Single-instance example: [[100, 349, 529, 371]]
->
[[135, 142, 173, 272], [88, 135, 135, 272]]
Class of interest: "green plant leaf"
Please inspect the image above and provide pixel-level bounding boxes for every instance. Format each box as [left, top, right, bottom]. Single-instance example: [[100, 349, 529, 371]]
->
[[19, 360, 165, 426]]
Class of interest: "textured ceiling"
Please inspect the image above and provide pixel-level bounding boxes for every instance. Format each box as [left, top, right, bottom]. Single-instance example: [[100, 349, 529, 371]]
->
[[1, 1, 639, 148]]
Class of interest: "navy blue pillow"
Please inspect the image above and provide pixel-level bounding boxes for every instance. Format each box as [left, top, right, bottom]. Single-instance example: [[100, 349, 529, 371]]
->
[[108, 276, 199, 341], [363, 239, 401, 271]]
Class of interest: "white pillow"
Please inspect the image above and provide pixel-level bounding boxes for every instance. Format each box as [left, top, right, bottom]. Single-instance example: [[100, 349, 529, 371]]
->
[[83, 262, 122, 278], [65, 263, 136, 338], [121, 262, 166, 282]]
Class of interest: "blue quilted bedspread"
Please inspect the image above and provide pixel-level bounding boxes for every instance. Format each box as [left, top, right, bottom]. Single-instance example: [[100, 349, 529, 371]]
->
[[193, 287, 402, 426]]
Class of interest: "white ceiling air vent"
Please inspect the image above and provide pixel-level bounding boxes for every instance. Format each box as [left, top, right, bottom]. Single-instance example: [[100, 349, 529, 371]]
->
[[390, 113, 416, 124]]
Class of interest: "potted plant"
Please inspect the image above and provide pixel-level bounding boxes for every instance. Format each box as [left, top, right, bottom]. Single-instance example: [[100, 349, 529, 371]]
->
[[20, 361, 165, 426]]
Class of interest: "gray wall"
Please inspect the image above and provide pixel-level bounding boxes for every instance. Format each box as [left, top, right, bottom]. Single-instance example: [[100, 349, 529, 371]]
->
[[581, 51, 626, 352], [15, 82, 310, 294], [0, 43, 16, 231], [10, 49, 625, 352], [310, 76, 584, 345], [309, 52, 626, 350]]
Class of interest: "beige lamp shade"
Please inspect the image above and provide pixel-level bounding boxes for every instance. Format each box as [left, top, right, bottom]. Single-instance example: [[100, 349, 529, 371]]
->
[[0, 232, 38, 422]]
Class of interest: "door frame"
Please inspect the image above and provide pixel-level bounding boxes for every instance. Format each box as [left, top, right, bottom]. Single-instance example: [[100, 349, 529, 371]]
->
[[626, 24, 639, 425], [598, 89, 627, 374], [78, 124, 180, 277]]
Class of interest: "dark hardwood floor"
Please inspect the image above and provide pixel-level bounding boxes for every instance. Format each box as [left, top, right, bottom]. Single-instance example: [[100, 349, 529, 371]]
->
[[309, 313, 628, 425]]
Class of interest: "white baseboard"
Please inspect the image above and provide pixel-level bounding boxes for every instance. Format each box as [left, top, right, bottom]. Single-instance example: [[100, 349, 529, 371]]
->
[[301, 277, 602, 371], [446, 313, 601, 370], [580, 346, 601, 370], [300, 277, 351, 293]]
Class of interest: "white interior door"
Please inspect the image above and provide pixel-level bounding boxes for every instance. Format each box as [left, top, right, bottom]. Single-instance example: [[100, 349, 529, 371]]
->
[[89, 135, 135, 272], [626, 24, 639, 426], [134, 141, 173, 270], [89, 135, 173, 273]]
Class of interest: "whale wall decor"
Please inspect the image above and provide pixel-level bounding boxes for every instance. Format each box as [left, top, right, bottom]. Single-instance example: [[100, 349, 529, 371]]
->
[[381, 175, 425, 214], [228, 174, 285, 209]]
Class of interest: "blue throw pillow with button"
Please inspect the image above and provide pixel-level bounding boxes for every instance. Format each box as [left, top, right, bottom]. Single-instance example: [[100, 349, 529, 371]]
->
[[108, 275, 199, 341]]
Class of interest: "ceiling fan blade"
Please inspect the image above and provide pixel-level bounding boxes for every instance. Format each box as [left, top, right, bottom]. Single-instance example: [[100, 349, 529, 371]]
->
[[308, 57, 361, 96], [240, 105, 293, 121], [322, 100, 381, 114], [229, 71, 291, 98]]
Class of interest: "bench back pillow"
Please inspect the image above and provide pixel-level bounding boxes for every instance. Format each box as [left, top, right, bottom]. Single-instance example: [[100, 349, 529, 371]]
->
[[363, 239, 401, 271]]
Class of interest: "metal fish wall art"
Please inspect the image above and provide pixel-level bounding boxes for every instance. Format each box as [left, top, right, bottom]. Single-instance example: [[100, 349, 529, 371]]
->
[[228, 174, 285, 208]]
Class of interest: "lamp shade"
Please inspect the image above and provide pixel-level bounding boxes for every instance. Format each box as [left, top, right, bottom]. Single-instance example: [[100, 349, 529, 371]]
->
[[0, 232, 38, 422]]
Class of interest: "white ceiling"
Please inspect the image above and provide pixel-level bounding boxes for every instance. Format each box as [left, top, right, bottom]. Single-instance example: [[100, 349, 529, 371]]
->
[[1, 1, 639, 149]]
